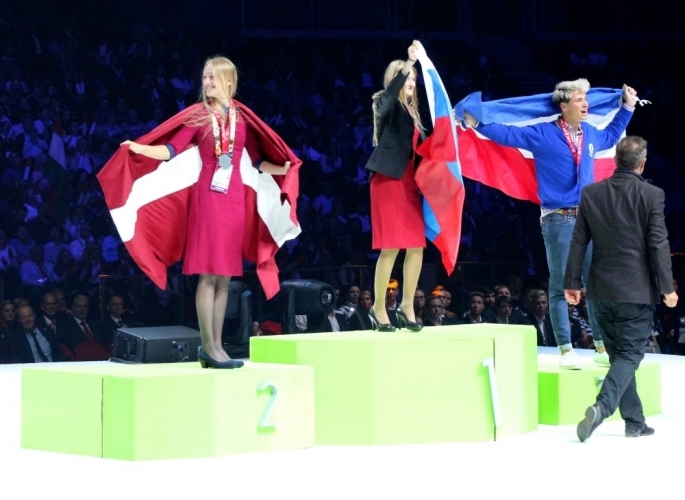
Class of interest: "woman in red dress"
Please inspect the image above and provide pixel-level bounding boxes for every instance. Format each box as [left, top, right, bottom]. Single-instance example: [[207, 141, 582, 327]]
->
[[122, 57, 291, 368], [365, 41, 425, 332]]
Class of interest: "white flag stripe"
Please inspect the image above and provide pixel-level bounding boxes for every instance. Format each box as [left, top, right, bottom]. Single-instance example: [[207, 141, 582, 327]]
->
[[111, 146, 300, 246], [239, 153, 301, 246], [110, 147, 202, 242]]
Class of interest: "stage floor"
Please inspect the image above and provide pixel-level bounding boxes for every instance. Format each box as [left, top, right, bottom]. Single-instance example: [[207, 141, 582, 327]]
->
[[2, 347, 684, 500]]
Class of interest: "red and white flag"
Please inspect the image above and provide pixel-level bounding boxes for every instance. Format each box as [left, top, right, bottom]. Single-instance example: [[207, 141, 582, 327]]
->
[[97, 103, 301, 299]]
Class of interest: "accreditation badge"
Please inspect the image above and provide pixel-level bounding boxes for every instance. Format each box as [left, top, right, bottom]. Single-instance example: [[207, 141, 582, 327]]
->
[[210, 155, 233, 194]]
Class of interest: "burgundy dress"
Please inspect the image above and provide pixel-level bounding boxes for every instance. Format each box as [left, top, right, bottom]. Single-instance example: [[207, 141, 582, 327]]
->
[[166, 116, 247, 276], [370, 127, 425, 249]]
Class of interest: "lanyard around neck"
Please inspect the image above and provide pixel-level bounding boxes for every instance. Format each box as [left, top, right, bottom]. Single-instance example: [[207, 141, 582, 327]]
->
[[558, 117, 583, 167], [211, 104, 237, 159]]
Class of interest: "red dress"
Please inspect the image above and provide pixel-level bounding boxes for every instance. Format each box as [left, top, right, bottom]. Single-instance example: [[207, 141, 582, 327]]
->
[[166, 116, 247, 276], [370, 127, 425, 249]]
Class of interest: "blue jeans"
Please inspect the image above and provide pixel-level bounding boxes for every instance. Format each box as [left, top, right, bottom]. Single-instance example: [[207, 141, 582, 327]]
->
[[541, 213, 604, 351]]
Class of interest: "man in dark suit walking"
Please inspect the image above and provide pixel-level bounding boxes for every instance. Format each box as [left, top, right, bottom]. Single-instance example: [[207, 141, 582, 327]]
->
[[564, 136, 677, 442]]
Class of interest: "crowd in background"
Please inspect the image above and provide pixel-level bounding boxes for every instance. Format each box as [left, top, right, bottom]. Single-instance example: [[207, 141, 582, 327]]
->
[[0, 9, 683, 364]]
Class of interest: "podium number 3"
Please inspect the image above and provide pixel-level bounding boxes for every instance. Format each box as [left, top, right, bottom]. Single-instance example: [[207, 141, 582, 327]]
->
[[257, 382, 279, 428]]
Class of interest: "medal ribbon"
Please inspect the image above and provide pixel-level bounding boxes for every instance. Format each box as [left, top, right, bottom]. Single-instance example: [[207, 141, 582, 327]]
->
[[558, 117, 583, 167], [211, 104, 237, 160]]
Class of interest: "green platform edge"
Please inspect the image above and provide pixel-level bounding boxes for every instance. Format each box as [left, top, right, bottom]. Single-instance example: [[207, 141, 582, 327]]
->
[[250, 324, 538, 444], [537, 361, 661, 425], [21, 362, 315, 460]]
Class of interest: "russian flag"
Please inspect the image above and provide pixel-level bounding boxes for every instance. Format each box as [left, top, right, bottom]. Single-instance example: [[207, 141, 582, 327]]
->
[[97, 103, 301, 299], [414, 50, 465, 275], [454, 89, 625, 203]]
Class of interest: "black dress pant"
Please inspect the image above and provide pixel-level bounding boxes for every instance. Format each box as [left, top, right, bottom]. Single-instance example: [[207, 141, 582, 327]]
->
[[591, 300, 653, 430]]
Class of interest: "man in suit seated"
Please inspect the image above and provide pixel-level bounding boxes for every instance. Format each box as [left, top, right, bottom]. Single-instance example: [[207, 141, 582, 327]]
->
[[463, 291, 487, 324], [526, 290, 555, 346], [62, 293, 109, 360], [101, 294, 128, 351], [321, 305, 349, 332], [423, 296, 461, 327], [9, 305, 65, 363]]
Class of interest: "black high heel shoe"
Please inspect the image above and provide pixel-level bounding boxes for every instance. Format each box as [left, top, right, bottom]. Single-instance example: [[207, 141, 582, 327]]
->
[[198, 346, 244, 369], [396, 308, 423, 332], [369, 309, 396, 332]]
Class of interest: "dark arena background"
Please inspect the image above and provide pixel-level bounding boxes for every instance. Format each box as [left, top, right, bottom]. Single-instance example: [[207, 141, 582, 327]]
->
[[1, 1, 684, 498]]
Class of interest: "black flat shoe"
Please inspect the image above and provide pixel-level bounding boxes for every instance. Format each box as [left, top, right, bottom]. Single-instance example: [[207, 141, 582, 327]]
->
[[198, 346, 244, 369], [397, 308, 423, 332], [369, 309, 396, 332]]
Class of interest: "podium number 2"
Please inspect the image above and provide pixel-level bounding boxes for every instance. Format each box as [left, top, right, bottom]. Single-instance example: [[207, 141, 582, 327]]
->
[[257, 382, 279, 428]]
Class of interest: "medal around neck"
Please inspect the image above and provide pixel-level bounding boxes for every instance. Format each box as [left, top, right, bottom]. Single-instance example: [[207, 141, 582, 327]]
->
[[218, 154, 231, 169]]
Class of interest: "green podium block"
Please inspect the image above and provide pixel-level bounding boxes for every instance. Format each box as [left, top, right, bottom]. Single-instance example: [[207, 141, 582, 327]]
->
[[250, 324, 538, 445], [22, 362, 314, 460], [538, 358, 661, 425]]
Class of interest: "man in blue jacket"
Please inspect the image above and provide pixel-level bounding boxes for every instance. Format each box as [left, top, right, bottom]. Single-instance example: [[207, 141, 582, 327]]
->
[[464, 79, 638, 369]]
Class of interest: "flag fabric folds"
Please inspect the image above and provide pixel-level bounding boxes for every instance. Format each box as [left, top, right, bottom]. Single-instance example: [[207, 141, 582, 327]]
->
[[454, 88, 625, 203], [414, 51, 465, 276], [97, 103, 301, 299]]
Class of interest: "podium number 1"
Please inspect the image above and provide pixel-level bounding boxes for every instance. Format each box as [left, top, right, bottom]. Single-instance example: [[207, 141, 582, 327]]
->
[[257, 382, 279, 428], [482, 357, 502, 427]]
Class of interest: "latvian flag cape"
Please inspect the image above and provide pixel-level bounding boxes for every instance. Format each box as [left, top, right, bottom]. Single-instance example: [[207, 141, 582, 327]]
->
[[97, 102, 302, 299], [414, 50, 465, 275], [454, 88, 625, 203]]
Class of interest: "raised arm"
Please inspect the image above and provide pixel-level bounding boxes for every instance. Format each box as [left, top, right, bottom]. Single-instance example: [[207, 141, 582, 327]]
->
[[374, 41, 421, 118], [596, 84, 637, 150], [120, 141, 171, 160]]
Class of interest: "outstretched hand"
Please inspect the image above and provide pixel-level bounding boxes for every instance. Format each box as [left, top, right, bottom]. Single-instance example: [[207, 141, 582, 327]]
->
[[622, 84, 638, 108], [121, 140, 143, 155]]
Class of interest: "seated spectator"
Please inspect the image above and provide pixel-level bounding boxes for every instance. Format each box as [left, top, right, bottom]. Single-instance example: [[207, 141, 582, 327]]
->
[[384, 278, 400, 328], [101, 294, 128, 353], [68, 222, 94, 261], [493, 284, 527, 324], [0, 300, 17, 333], [423, 296, 461, 327], [321, 305, 349, 332], [338, 285, 361, 319], [43, 226, 66, 265], [0, 229, 18, 271], [525, 290, 555, 346], [489, 295, 514, 325], [568, 303, 595, 350], [19, 245, 56, 290], [349, 290, 374, 331], [60, 293, 109, 361], [8, 304, 65, 363], [413, 288, 426, 325], [463, 291, 486, 324], [9, 225, 37, 262]]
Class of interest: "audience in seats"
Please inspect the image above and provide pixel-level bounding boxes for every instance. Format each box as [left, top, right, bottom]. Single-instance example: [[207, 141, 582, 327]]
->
[[61, 294, 109, 360], [463, 291, 487, 324], [526, 290, 555, 346], [423, 296, 461, 327], [349, 290, 375, 331], [8, 304, 64, 363], [413, 288, 426, 325]]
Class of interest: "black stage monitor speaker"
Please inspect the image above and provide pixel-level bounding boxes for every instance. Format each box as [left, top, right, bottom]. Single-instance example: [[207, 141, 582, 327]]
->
[[278, 279, 336, 334], [111, 326, 201, 364]]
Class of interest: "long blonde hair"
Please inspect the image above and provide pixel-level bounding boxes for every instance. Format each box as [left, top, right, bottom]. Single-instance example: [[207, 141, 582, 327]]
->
[[187, 56, 239, 128], [372, 60, 422, 146]]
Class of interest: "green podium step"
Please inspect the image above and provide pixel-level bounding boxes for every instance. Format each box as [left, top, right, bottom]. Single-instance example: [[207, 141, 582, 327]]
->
[[250, 324, 538, 445], [537, 356, 661, 425], [21, 362, 314, 460]]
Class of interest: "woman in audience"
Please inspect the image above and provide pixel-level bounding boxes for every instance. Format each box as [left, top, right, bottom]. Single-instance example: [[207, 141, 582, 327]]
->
[[364, 40, 425, 332]]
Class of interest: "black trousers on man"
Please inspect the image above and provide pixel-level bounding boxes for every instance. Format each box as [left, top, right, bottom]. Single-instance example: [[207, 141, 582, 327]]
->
[[592, 300, 653, 431]]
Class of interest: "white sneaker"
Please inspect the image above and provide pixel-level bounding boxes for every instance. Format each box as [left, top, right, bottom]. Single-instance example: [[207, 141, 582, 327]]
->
[[560, 350, 582, 370], [594, 351, 610, 366]]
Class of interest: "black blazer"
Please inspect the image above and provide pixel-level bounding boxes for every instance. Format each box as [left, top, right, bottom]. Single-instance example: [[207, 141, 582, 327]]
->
[[8, 325, 65, 364], [565, 169, 674, 304], [365, 71, 417, 179], [526, 313, 556, 347]]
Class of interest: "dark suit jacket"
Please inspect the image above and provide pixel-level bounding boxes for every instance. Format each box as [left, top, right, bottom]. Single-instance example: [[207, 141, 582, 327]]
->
[[525, 313, 556, 347], [321, 312, 350, 332], [8, 325, 65, 364], [61, 315, 109, 351], [365, 71, 418, 179], [564, 169, 674, 304]]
